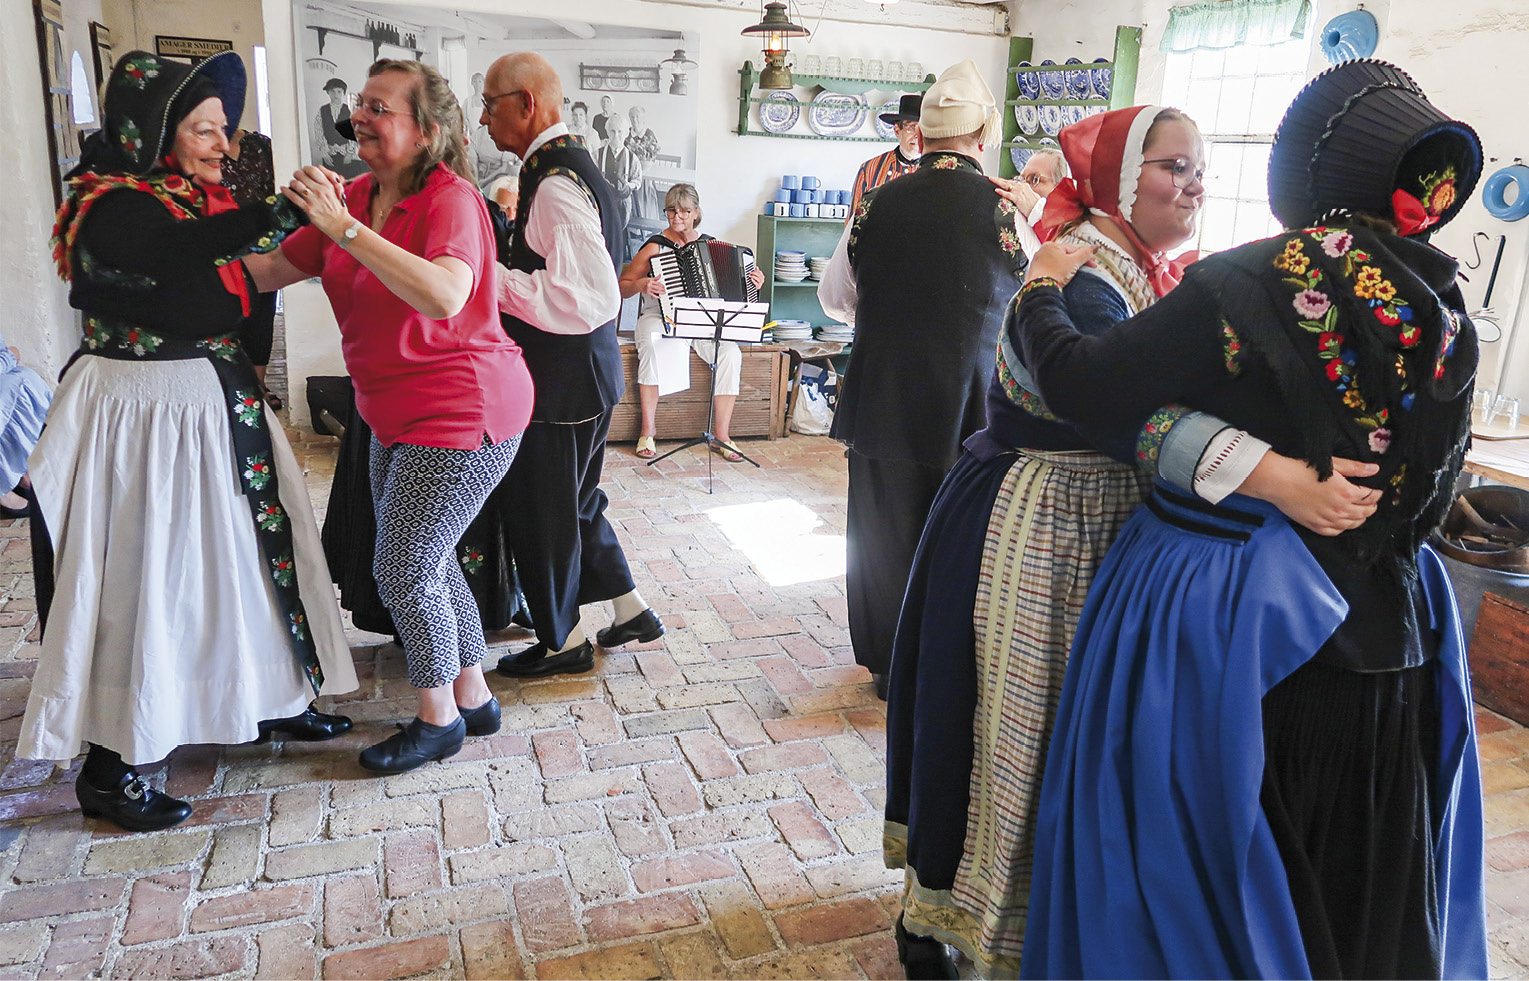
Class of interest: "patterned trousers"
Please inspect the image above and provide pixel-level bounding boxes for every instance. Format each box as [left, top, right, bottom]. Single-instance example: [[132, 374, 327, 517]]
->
[[369, 434, 521, 689]]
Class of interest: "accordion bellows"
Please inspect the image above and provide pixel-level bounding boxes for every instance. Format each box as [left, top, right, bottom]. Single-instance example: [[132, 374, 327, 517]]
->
[[1267, 59, 1481, 230]]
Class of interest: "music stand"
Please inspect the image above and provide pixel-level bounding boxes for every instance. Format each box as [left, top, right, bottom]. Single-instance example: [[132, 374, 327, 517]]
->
[[648, 297, 770, 492]]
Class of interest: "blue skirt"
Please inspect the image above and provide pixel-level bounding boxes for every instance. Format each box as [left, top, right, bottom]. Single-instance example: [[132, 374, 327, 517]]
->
[[1022, 484, 1486, 980]]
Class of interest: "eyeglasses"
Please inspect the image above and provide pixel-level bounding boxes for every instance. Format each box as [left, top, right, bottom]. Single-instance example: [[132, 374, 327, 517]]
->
[[353, 98, 398, 119], [481, 90, 524, 115], [1142, 156, 1206, 190], [1018, 173, 1052, 188], [664, 206, 696, 216]]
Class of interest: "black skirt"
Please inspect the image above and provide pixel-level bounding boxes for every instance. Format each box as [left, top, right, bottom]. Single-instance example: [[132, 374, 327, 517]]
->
[[320, 383, 527, 635], [1260, 658, 1443, 979]]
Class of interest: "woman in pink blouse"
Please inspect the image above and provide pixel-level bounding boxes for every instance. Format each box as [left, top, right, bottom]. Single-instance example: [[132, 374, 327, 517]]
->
[[247, 60, 532, 775]]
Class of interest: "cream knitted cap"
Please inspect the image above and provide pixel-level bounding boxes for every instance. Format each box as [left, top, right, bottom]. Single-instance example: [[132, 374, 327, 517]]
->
[[919, 59, 1000, 146]]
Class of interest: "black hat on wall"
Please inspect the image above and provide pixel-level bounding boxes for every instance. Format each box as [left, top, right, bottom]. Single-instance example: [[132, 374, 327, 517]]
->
[[1267, 59, 1481, 234], [879, 93, 923, 126]]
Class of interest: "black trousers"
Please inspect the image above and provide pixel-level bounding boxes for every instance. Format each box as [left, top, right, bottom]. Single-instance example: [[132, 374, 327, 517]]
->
[[1261, 659, 1443, 980], [496, 409, 634, 650], [844, 450, 948, 675]]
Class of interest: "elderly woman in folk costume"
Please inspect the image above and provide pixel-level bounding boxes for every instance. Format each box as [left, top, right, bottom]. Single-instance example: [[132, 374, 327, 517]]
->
[[884, 103, 1384, 979], [18, 51, 357, 833], [1020, 60, 1487, 978]]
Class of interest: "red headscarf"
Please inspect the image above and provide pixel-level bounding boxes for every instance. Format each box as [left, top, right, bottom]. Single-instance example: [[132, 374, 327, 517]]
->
[[1036, 104, 1197, 297]]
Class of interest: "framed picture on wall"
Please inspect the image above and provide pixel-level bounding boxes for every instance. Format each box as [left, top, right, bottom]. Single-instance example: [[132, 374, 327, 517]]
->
[[90, 21, 114, 89], [33, 0, 71, 208]]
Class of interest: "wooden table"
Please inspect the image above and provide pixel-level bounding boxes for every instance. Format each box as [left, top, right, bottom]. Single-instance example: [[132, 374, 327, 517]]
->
[[1464, 425, 1529, 490]]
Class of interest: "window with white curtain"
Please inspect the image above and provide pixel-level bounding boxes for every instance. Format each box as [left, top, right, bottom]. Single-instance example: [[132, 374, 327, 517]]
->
[[1160, 22, 1312, 254]]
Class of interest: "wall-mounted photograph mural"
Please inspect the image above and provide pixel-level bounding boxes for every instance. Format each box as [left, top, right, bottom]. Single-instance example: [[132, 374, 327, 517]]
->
[[293, 1, 700, 260]]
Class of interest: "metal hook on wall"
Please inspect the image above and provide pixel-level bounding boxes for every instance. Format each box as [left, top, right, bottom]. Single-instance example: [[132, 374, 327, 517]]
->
[[1466, 231, 1493, 270]]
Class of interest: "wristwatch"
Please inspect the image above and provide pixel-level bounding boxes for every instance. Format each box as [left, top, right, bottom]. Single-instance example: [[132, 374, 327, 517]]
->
[[339, 221, 363, 248]]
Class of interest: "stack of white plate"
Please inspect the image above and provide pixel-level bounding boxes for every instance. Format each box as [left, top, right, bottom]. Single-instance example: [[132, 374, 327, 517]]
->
[[770, 319, 814, 340], [816, 324, 854, 342], [775, 250, 809, 282], [807, 256, 832, 280]]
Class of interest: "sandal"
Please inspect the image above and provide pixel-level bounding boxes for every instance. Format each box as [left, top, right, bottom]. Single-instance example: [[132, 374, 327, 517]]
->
[[635, 436, 657, 459], [713, 440, 744, 463]]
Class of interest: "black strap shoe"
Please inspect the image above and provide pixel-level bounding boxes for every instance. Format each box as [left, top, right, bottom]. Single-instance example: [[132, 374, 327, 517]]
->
[[358, 716, 466, 774], [256, 703, 353, 743], [76, 772, 193, 832], [895, 915, 959, 981], [458, 696, 501, 736], [496, 640, 596, 678], [595, 608, 665, 648]]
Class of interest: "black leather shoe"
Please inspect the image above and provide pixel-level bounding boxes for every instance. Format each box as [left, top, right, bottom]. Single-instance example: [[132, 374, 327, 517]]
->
[[257, 704, 353, 743], [76, 772, 192, 832], [895, 915, 958, 981], [595, 609, 665, 648], [873, 673, 890, 701], [459, 696, 501, 736], [358, 717, 466, 774], [496, 640, 595, 678]]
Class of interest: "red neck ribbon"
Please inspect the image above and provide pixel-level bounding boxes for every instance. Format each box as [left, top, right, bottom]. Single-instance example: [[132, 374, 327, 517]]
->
[[1391, 188, 1441, 237]]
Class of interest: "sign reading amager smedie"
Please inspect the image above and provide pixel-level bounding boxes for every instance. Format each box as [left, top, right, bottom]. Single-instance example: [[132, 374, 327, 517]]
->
[[155, 35, 234, 60]]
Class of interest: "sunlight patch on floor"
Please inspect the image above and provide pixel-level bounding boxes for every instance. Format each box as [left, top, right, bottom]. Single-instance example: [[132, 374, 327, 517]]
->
[[705, 499, 846, 587]]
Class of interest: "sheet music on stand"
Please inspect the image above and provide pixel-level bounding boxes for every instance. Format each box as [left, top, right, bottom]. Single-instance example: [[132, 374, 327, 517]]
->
[[647, 297, 772, 490], [665, 298, 769, 341]]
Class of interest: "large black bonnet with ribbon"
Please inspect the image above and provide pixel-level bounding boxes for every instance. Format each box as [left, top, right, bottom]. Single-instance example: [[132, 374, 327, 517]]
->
[[1267, 59, 1481, 236], [72, 49, 246, 179]]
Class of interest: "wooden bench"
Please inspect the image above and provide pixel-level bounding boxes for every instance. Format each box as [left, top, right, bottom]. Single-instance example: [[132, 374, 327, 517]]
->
[[608, 341, 790, 442]]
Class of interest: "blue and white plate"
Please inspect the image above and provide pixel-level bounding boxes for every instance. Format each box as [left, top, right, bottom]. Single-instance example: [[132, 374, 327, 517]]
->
[[1010, 146, 1033, 171], [759, 91, 800, 134], [809, 91, 868, 137], [1064, 104, 1085, 128], [1014, 62, 1040, 101], [1089, 59, 1112, 100], [1039, 59, 1065, 100], [1040, 103, 1064, 137], [1064, 57, 1090, 100], [1014, 103, 1040, 135], [874, 101, 900, 140]]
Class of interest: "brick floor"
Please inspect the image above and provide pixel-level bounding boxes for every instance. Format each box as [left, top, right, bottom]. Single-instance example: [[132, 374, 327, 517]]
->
[[0, 428, 1525, 979]]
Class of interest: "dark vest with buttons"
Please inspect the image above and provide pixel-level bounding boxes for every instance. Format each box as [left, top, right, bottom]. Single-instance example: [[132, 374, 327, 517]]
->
[[833, 151, 1028, 470], [504, 134, 625, 422]]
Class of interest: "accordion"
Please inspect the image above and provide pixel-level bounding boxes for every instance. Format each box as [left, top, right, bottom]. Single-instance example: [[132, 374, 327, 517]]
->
[[650, 240, 760, 329]]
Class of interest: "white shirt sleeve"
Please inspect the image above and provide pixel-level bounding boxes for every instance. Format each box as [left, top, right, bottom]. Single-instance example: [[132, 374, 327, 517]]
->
[[496, 174, 621, 335], [816, 219, 857, 327], [1026, 197, 1047, 226], [1192, 428, 1273, 504]]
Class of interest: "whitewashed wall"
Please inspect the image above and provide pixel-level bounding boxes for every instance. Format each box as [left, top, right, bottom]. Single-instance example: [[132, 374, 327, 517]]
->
[[0, 0, 107, 380]]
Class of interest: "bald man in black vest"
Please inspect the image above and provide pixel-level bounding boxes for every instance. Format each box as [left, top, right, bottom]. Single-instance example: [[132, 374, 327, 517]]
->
[[483, 52, 664, 677]]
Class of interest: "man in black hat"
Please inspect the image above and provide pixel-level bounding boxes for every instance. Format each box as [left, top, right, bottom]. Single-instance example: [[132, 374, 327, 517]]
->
[[848, 93, 922, 213]]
